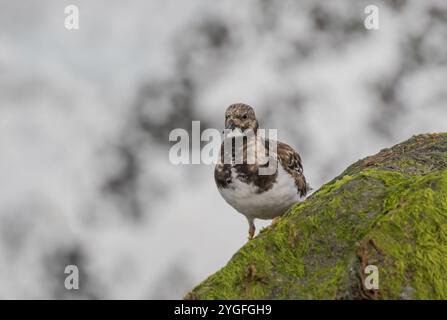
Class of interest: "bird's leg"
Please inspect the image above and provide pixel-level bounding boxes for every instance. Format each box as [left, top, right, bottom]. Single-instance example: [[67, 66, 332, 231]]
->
[[247, 218, 255, 240]]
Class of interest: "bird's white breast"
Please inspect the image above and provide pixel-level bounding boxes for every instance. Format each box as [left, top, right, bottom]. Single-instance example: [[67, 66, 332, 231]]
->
[[218, 165, 301, 220]]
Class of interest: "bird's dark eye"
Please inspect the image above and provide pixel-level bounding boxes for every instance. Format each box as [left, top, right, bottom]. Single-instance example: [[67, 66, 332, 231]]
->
[[225, 115, 230, 119], [242, 114, 248, 120]]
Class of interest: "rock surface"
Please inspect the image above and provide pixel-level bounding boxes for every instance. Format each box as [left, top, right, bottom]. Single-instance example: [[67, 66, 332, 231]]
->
[[186, 133, 447, 299]]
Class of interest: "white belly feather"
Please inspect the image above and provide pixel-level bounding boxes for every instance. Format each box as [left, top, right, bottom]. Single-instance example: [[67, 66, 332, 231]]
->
[[218, 165, 302, 220]]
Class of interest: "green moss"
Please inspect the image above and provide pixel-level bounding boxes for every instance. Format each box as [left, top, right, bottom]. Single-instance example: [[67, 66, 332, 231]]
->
[[314, 175, 354, 197], [366, 171, 447, 299], [186, 133, 447, 300]]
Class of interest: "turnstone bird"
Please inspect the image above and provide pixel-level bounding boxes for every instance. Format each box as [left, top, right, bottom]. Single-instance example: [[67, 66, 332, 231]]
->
[[214, 103, 308, 240]]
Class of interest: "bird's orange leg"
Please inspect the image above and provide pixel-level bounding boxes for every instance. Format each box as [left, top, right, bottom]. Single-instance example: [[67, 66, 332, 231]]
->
[[248, 219, 255, 240]]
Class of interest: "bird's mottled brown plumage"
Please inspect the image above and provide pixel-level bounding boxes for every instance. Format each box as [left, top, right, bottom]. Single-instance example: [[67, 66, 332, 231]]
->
[[224, 103, 259, 132], [276, 142, 308, 197], [215, 133, 308, 197]]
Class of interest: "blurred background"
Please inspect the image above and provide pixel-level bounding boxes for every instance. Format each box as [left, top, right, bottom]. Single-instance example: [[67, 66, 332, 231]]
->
[[0, 0, 446, 299]]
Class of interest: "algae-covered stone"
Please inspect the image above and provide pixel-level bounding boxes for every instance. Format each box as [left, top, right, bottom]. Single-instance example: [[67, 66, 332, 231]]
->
[[186, 133, 447, 300]]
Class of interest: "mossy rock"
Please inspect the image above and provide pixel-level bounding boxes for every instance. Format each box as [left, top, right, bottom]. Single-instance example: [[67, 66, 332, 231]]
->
[[186, 133, 447, 300]]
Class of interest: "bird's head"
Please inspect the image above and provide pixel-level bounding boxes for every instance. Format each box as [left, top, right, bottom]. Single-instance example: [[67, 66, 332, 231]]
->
[[224, 103, 259, 137]]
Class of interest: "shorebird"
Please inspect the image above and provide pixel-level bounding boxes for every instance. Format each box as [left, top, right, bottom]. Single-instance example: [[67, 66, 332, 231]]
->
[[214, 103, 309, 240]]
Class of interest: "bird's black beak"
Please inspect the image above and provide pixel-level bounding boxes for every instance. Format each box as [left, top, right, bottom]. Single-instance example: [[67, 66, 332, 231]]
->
[[225, 122, 235, 130]]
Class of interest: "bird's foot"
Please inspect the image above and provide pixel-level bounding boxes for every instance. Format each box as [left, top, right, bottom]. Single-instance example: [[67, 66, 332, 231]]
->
[[248, 224, 255, 240]]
